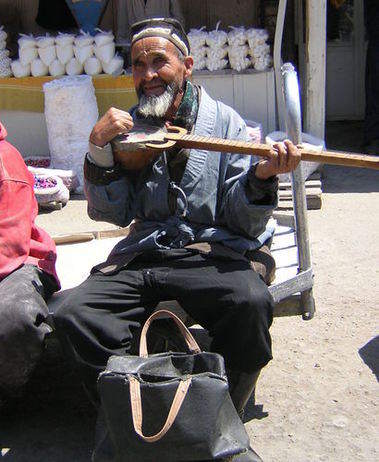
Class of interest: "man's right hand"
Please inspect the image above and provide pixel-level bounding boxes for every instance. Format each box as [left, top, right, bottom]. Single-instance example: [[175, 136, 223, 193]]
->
[[89, 107, 134, 147]]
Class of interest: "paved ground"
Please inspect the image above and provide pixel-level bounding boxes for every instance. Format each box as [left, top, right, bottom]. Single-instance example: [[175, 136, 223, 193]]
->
[[0, 121, 378, 461]]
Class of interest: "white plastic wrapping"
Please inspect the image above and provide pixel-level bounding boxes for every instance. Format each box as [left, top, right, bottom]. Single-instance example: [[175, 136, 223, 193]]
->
[[66, 57, 84, 76], [56, 44, 74, 65], [228, 45, 250, 72], [55, 32, 75, 47], [188, 27, 207, 50], [206, 57, 228, 72], [246, 28, 269, 48], [43, 76, 99, 190], [102, 53, 124, 75], [206, 22, 228, 48], [19, 46, 38, 65], [84, 56, 102, 75], [0, 56, 12, 77], [0, 26, 7, 42], [18, 34, 36, 50], [247, 29, 271, 71], [74, 30, 94, 47], [74, 44, 94, 64], [49, 58, 65, 76], [94, 29, 114, 47], [31, 58, 48, 77], [11, 60, 31, 78], [228, 27, 247, 47], [36, 34, 55, 48], [94, 42, 115, 64], [193, 57, 206, 71], [38, 45, 56, 66]]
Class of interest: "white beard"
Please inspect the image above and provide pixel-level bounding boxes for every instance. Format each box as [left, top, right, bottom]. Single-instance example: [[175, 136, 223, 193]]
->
[[137, 82, 177, 118]]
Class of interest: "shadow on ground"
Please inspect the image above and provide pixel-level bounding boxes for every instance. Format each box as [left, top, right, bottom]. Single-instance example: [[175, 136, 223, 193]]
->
[[359, 335, 379, 382], [0, 340, 96, 462]]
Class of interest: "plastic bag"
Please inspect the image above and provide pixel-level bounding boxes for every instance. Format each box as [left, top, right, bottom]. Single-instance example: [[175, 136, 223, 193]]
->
[[19, 46, 38, 66], [94, 42, 115, 64], [94, 29, 114, 47], [55, 32, 75, 47], [102, 53, 124, 75], [188, 27, 207, 49], [206, 21, 228, 48], [18, 34, 37, 50], [43, 75, 99, 190], [33, 174, 70, 207], [228, 45, 250, 71], [38, 45, 56, 66], [36, 34, 55, 48], [74, 30, 94, 47], [84, 56, 102, 75], [66, 57, 84, 75], [49, 58, 65, 76], [11, 60, 31, 78], [228, 26, 247, 47], [206, 57, 228, 72], [31, 58, 48, 77], [74, 44, 94, 64], [56, 44, 74, 65], [0, 26, 7, 42]]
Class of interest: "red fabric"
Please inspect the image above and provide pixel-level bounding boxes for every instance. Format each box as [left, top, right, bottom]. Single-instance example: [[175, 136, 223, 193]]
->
[[0, 122, 60, 287]]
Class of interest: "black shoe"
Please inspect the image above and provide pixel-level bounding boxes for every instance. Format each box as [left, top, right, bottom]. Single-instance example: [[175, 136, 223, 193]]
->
[[227, 370, 261, 419]]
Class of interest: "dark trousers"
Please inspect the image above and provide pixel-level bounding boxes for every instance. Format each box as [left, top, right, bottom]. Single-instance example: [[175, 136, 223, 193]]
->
[[54, 250, 274, 386], [0, 265, 57, 395]]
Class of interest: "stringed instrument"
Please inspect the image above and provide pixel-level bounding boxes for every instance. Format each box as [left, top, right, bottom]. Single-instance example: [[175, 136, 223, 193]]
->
[[111, 122, 379, 171]]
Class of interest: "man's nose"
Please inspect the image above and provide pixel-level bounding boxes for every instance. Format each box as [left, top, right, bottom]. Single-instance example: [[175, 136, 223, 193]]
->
[[144, 65, 158, 81]]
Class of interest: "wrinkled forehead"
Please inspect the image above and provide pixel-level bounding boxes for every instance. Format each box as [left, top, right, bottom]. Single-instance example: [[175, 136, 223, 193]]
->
[[131, 36, 179, 61]]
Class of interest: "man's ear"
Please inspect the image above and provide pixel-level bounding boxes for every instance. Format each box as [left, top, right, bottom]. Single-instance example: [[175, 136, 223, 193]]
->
[[183, 56, 194, 78]]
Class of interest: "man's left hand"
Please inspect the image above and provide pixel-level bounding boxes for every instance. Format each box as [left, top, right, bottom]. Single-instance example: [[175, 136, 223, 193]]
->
[[255, 140, 301, 180]]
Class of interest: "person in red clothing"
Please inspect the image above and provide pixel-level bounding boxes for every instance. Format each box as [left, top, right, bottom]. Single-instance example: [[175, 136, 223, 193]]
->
[[0, 122, 60, 404]]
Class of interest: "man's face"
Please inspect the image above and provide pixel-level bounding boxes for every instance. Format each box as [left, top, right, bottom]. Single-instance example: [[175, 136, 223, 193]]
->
[[131, 37, 193, 118]]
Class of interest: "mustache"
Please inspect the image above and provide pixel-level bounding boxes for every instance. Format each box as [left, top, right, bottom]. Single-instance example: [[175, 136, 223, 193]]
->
[[136, 81, 180, 118]]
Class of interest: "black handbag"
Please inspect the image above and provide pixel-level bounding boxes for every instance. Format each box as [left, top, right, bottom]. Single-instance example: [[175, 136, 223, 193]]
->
[[96, 309, 251, 461]]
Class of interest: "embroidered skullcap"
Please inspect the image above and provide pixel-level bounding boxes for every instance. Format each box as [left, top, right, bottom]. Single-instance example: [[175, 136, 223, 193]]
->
[[130, 17, 190, 57]]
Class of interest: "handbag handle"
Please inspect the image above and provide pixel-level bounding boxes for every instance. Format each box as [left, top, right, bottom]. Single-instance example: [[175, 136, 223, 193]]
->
[[139, 309, 201, 358], [129, 375, 192, 443]]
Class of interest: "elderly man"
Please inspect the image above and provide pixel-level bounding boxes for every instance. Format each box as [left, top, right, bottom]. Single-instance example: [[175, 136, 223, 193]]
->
[[0, 122, 60, 407], [55, 18, 300, 461]]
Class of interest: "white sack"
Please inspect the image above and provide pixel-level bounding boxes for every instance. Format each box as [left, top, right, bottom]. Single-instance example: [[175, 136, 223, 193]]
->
[[206, 22, 227, 48], [38, 45, 56, 66], [49, 58, 65, 76], [84, 56, 102, 75], [55, 32, 75, 47], [31, 58, 48, 76], [18, 34, 36, 50], [43, 75, 99, 190], [188, 27, 207, 49], [228, 27, 247, 47], [94, 42, 115, 64], [74, 44, 94, 64], [0, 26, 7, 42], [56, 44, 74, 65], [36, 35, 55, 48], [102, 53, 124, 75], [19, 46, 38, 65], [66, 57, 83, 75], [11, 60, 31, 78], [94, 29, 114, 47], [74, 30, 94, 47]]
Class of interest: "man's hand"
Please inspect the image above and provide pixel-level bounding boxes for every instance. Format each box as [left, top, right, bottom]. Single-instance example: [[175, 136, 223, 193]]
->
[[90, 107, 134, 147], [255, 140, 301, 180]]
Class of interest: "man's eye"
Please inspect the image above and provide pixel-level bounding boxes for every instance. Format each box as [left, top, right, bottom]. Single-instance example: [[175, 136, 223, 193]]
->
[[154, 57, 166, 65]]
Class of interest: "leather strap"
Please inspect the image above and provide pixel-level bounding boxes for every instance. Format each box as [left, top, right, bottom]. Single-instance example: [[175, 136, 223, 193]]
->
[[139, 309, 201, 358], [129, 375, 192, 443]]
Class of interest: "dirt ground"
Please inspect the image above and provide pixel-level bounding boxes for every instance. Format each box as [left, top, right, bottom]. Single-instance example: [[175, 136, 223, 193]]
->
[[0, 122, 378, 461]]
